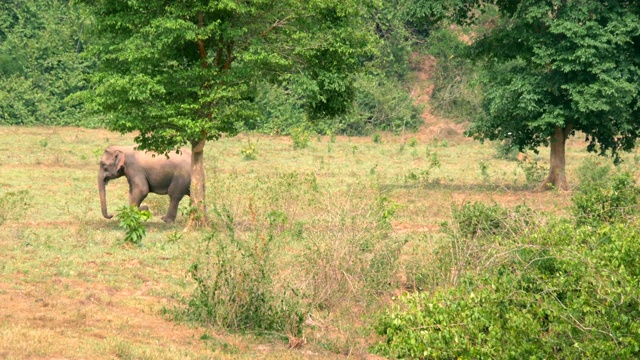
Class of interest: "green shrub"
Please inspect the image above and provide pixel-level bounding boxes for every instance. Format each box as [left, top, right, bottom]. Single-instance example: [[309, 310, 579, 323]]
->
[[115, 205, 151, 245], [424, 202, 538, 289], [447, 201, 533, 240], [494, 139, 520, 160], [572, 159, 640, 227], [450, 201, 507, 239], [240, 140, 257, 160], [290, 125, 312, 149], [249, 82, 305, 135], [478, 160, 490, 182], [0, 2, 97, 127], [374, 223, 640, 359], [404, 169, 433, 186]]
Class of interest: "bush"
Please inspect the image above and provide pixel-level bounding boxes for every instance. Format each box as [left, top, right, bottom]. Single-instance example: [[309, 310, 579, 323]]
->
[[425, 201, 538, 288], [240, 140, 257, 160], [374, 223, 640, 359], [301, 190, 405, 311], [249, 82, 306, 135], [177, 206, 307, 337], [290, 125, 312, 150], [115, 205, 151, 245], [403, 147, 441, 187], [518, 157, 548, 186], [173, 174, 408, 351], [572, 159, 640, 227], [494, 139, 520, 160], [446, 201, 533, 240], [0, 1, 96, 127]]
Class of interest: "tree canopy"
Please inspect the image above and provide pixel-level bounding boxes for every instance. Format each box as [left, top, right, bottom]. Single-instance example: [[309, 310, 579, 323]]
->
[[0, 0, 92, 126], [79, 0, 379, 225], [457, 0, 640, 189]]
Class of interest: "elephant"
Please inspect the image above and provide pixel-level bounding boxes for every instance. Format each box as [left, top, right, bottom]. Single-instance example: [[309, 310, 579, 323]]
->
[[98, 145, 191, 223]]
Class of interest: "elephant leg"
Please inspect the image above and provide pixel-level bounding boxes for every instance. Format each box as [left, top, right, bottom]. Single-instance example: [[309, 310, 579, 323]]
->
[[128, 181, 150, 211], [162, 195, 183, 223], [129, 191, 149, 210]]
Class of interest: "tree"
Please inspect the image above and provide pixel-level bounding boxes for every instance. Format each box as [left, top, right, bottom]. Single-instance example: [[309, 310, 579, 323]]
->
[[436, 0, 640, 190], [0, 0, 91, 126], [79, 0, 377, 226]]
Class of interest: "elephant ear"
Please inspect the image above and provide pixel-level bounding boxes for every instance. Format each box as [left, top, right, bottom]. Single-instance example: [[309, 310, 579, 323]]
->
[[115, 151, 126, 171]]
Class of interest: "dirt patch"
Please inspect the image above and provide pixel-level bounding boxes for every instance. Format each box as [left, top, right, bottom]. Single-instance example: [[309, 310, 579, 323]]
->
[[393, 221, 440, 234], [404, 53, 472, 143], [415, 123, 469, 142], [0, 276, 350, 359], [410, 53, 437, 105], [0, 280, 208, 353]]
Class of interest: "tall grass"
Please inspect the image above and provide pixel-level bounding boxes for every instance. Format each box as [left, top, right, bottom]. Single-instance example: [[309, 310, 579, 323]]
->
[[169, 174, 408, 351]]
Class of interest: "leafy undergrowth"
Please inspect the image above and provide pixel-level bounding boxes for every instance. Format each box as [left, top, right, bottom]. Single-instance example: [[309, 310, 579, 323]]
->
[[1, 126, 639, 358], [375, 222, 640, 358], [374, 161, 640, 359]]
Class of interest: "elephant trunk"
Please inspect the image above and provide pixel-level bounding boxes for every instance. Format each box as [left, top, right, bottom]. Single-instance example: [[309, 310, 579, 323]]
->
[[99, 174, 113, 219]]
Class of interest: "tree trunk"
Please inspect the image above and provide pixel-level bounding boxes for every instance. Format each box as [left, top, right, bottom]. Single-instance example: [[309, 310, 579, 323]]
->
[[538, 126, 571, 191], [187, 137, 209, 228]]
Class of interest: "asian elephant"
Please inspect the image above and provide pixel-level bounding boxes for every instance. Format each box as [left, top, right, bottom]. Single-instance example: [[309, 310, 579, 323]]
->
[[98, 145, 191, 223]]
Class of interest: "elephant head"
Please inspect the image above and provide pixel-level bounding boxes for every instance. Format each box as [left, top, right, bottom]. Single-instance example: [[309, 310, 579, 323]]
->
[[98, 148, 126, 219]]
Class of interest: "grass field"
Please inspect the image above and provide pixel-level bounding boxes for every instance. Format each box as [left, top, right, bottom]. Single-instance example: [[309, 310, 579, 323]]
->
[[0, 124, 636, 359]]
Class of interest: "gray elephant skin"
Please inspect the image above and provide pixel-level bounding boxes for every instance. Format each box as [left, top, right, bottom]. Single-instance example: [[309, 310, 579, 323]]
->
[[98, 145, 191, 223]]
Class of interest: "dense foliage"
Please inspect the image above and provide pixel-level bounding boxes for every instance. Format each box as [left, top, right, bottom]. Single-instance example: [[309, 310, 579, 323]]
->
[[250, 74, 422, 136], [463, 0, 640, 188], [374, 164, 640, 358], [0, 0, 94, 126], [1, 0, 421, 136], [375, 223, 640, 359], [571, 159, 640, 227], [475, 0, 640, 151]]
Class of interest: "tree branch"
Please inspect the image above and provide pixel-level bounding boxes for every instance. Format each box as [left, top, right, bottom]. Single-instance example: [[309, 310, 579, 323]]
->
[[260, 16, 292, 38], [197, 11, 208, 68], [224, 41, 234, 70], [563, 124, 573, 139], [216, 34, 224, 68]]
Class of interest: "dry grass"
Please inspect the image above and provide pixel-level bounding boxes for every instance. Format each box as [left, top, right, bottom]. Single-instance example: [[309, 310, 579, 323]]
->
[[0, 124, 637, 359]]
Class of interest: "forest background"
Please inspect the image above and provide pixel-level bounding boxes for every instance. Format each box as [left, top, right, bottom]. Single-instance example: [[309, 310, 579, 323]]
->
[[3, 0, 640, 359]]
